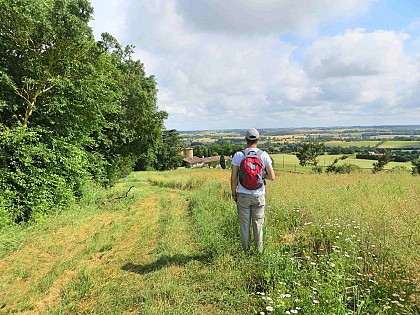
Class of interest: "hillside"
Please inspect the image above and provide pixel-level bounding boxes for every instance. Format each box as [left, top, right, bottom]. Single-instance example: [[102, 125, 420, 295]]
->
[[1, 169, 419, 314]]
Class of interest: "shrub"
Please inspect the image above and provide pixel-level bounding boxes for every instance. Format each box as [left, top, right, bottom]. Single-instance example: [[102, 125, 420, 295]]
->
[[412, 157, 420, 175], [0, 128, 91, 223], [333, 163, 361, 174]]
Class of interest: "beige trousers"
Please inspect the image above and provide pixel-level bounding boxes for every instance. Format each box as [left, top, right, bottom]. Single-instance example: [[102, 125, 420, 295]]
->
[[236, 193, 266, 253]]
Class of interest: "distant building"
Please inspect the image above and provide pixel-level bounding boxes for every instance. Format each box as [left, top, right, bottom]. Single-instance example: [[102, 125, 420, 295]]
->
[[368, 151, 384, 157], [181, 148, 231, 168], [182, 155, 232, 168]]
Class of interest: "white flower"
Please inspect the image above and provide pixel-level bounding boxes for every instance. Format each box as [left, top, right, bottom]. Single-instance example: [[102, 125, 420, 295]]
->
[[266, 306, 274, 312], [291, 309, 298, 313], [285, 311, 291, 314], [313, 300, 320, 304]]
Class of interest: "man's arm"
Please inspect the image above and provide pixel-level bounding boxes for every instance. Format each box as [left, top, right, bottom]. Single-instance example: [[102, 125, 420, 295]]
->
[[264, 164, 276, 181], [230, 165, 239, 201]]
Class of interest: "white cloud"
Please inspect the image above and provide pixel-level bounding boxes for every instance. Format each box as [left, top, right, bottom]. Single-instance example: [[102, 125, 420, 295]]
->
[[305, 29, 409, 79], [89, 0, 420, 130], [304, 28, 419, 117], [175, 0, 372, 36]]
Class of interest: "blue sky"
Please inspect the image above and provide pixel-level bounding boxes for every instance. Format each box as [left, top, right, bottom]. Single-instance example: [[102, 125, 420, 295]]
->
[[89, 0, 420, 131]]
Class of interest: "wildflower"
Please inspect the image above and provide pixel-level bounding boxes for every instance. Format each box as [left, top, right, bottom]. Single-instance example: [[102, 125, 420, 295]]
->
[[313, 300, 320, 304], [329, 263, 336, 267], [291, 310, 298, 314], [260, 312, 265, 315], [266, 306, 274, 312], [296, 307, 301, 310], [285, 311, 291, 314], [310, 261, 317, 266]]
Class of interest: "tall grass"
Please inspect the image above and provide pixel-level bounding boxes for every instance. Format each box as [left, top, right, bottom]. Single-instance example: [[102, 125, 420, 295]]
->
[[0, 169, 418, 314]]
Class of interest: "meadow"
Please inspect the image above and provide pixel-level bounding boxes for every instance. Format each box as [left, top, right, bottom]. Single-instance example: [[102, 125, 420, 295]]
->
[[0, 169, 419, 314], [324, 140, 420, 149], [270, 154, 413, 173]]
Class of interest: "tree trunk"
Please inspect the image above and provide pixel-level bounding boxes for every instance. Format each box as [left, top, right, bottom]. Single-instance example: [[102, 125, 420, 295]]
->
[[22, 101, 35, 128]]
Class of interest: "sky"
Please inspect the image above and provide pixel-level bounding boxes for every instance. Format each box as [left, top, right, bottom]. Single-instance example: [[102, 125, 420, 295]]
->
[[88, 0, 420, 131]]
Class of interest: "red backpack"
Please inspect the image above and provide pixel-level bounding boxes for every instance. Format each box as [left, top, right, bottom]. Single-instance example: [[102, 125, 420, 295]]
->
[[238, 149, 265, 190]]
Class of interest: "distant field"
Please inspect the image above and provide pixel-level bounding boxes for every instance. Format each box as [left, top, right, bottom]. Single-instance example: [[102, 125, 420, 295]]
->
[[324, 140, 381, 148], [193, 138, 217, 143], [271, 153, 413, 172], [378, 140, 420, 149]]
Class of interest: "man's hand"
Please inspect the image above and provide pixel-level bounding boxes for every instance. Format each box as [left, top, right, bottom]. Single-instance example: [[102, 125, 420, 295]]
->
[[232, 193, 237, 203]]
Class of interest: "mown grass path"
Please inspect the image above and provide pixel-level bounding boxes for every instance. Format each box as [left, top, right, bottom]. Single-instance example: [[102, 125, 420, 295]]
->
[[0, 172, 231, 314]]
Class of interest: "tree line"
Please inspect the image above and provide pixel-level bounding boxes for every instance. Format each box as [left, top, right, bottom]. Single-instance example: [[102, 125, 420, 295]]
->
[[0, 0, 182, 225]]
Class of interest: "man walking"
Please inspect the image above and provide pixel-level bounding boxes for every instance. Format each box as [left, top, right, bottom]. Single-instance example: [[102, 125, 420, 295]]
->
[[230, 128, 275, 253]]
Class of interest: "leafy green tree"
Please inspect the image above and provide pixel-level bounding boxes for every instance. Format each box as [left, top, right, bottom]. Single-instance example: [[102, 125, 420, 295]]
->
[[95, 33, 167, 176], [296, 142, 324, 167], [154, 129, 183, 171], [0, 0, 100, 131], [0, 0, 168, 223]]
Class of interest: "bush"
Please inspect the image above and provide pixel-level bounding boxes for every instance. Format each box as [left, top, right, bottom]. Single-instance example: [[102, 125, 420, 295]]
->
[[333, 163, 361, 174], [412, 157, 420, 175], [0, 128, 91, 223]]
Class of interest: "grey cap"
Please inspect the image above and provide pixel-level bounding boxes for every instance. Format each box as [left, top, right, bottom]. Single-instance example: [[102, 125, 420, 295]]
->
[[245, 128, 260, 140]]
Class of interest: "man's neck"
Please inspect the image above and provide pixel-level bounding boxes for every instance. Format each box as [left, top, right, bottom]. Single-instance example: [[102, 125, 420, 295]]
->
[[247, 144, 258, 149]]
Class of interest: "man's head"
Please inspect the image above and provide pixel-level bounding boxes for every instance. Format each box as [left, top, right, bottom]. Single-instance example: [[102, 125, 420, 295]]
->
[[245, 128, 260, 145]]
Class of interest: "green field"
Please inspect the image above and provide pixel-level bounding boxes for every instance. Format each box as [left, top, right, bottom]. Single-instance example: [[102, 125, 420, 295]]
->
[[324, 141, 382, 148], [1, 169, 419, 314], [378, 140, 420, 149], [270, 153, 413, 173]]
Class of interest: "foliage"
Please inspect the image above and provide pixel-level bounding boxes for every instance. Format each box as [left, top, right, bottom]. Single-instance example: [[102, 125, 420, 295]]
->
[[412, 157, 420, 175], [372, 151, 394, 173], [325, 155, 361, 174], [220, 154, 226, 169], [296, 142, 324, 167], [153, 129, 183, 171], [0, 128, 90, 223], [0, 0, 168, 223], [325, 155, 348, 173]]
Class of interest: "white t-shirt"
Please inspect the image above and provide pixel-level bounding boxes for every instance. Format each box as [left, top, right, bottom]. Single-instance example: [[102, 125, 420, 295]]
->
[[232, 148, 272, 195]]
